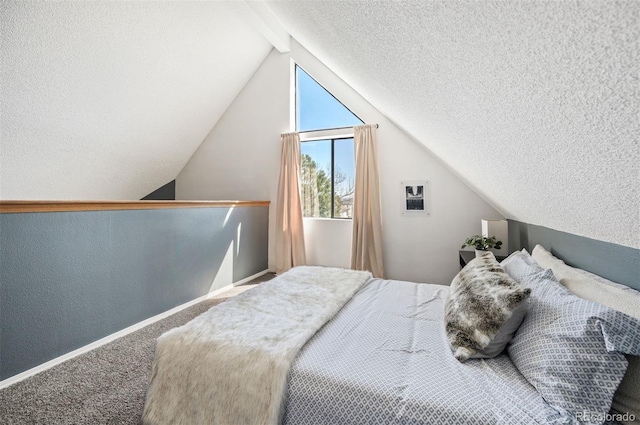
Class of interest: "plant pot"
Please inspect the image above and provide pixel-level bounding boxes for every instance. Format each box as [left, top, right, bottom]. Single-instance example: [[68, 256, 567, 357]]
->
[[475, 249, 488, 258]]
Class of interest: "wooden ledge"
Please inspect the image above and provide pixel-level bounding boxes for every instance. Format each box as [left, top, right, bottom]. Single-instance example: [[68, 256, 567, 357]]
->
[[0, 200, 270, 214]]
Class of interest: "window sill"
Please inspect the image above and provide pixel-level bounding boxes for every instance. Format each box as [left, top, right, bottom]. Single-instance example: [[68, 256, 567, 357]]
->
[[303, 217, 353, 221]]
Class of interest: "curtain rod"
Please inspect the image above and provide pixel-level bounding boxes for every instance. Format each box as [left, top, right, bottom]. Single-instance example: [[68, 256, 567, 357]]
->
[[298, 124, 378, 134]]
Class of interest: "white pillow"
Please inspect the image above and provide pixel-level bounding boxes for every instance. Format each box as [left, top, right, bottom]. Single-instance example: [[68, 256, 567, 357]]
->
[[531, 244, 640, 425], [499, 248, 541, 278], [531, 244, 640, 320]]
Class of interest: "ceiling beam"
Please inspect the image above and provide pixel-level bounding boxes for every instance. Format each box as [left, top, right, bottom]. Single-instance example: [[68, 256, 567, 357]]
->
[[241, 0, 291, 53]]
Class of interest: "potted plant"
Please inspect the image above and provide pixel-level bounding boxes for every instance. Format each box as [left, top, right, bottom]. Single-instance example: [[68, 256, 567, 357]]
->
[[461, 235, 503, 258]]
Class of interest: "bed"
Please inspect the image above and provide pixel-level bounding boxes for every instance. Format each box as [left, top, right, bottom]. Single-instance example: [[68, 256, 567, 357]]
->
[[142, 240, 640, 425], [283, 277, 568, 424]]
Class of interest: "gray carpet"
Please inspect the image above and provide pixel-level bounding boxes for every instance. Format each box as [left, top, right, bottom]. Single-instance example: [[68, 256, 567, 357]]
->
[[0, 273, 275, 425]]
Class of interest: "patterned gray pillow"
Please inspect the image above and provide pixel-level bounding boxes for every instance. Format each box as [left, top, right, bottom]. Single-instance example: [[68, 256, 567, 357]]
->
[[508, 262, 640, 424], [445, 252, 531, 362]]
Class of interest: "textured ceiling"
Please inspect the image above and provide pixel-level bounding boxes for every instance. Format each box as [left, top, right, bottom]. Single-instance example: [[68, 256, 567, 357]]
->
[[1, 1, 271, 200], [266, 0, 639, 248]]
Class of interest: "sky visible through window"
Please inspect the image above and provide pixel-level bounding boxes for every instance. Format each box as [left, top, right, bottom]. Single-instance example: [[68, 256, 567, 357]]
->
[[300, 138, 355, 182], [296, 66, 361, 181], [296, 66, 362, 132]]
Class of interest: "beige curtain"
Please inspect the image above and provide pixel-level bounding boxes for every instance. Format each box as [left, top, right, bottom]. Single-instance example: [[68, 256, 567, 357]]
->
[[275, 132, 306, 274], [351, 124, 384, 278]]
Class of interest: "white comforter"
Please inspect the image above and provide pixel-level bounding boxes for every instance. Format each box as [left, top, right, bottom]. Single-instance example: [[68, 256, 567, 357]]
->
[[142, 266, 371, 425]]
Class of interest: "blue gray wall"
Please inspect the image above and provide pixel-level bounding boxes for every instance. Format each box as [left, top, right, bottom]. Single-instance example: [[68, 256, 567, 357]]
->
[[0, 206, 268, 380]]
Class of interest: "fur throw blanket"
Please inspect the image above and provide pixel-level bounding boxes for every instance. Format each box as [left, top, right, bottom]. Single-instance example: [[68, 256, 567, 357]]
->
[[142, 266, 371, 425]]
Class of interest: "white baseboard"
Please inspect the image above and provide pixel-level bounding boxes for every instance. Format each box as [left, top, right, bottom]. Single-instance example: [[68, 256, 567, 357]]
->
[[232, 269, 269, 286], [0, 269, 269, 390]]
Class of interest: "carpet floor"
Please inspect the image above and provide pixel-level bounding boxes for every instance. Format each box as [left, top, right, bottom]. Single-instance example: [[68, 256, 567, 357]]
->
[[0, 273, 275, 425]]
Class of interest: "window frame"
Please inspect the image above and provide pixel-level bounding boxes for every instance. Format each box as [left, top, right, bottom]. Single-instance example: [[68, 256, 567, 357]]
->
[[300, 137, 354, 220], [294, 64, 364, 133], [295, 63, 362, 220]]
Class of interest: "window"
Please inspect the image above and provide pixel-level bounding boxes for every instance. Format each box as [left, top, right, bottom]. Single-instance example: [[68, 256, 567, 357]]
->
[[300, 138, 355, 218], [296, 65, 362, 218]]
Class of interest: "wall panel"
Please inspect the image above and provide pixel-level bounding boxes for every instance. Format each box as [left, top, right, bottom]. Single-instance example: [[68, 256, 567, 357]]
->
[[0, 205, 268, 380]]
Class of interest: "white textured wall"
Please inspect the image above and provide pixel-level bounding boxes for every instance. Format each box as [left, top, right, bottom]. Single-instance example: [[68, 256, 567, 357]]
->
[[266, 0, 640, 249], [0, 1, 271, 199], [177, 40, 502, 285], [303, 218, 353, 269]]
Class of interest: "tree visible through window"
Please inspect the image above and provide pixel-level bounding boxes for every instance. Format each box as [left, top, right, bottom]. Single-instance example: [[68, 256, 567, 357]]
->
[[296, 65, 362, 218], [300, 138, 355, 218]]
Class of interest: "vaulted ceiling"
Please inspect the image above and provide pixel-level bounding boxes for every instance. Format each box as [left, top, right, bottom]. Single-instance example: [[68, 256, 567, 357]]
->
[[1, 1, 271, 199], [1, 1, 638, 248]]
